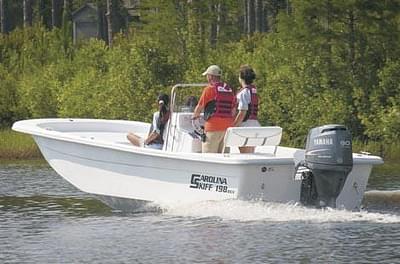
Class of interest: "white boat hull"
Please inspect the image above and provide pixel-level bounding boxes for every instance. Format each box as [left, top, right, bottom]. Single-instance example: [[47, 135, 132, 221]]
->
[[35, 136, 239, 203], [13, 118, 383, 211]]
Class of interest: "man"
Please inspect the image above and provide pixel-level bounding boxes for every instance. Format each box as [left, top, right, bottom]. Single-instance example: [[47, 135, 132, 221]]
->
[[192, 65, 235, 153]]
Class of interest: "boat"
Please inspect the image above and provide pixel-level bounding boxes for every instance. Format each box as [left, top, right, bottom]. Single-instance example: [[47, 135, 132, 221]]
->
[[12, 84, 383, 211]]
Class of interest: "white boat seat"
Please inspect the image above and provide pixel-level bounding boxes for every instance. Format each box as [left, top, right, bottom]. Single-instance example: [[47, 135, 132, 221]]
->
[[223, 126, 283, 154]]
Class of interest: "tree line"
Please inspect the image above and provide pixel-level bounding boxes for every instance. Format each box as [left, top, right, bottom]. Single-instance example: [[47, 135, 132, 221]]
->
[[0, 0, 125, 46], [0, 0, 399, 148], [0, 1, 288, 43]]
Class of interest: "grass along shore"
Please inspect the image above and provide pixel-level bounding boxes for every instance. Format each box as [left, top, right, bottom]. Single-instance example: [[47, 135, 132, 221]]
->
[[0, 129, 42, 160], [0, 129, 398, 161], [352, 140, 400, 163]]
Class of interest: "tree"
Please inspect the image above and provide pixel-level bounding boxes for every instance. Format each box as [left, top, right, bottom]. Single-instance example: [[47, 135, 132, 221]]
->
[[209, 2, 221, 47], [0, 0, 5, 33], [106, 0, 114, 46], [61, 0, 73, 52], [246, 0, 255, 34], [39, 0, 47, 26], [104, 0, 125, 46], [255, 0, 263, 32], [23, 0, 33, 27], [62, 0, 73, 26], [52, 0, 62, 28]]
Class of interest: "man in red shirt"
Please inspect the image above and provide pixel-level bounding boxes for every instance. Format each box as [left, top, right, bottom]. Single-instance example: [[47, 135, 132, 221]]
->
[[192, 65, 235, 153]]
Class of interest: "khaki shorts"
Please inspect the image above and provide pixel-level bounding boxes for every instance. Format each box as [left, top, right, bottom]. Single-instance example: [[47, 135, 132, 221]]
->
[[202, 131, 226, 153]]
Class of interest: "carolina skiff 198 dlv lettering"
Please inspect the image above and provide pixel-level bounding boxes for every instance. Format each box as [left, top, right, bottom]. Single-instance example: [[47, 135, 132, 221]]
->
[[12, 84, 383, 211]]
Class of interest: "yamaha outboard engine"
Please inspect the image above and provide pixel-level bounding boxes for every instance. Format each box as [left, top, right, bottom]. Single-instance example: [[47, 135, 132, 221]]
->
[[297, 125, 353, 208]]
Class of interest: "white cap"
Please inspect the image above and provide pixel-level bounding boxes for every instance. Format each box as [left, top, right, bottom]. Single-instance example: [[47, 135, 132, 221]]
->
[[202, 65, 222, 76]]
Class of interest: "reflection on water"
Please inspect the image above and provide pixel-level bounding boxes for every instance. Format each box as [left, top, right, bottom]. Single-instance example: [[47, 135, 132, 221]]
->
[[1, 160, 400, 263], [0, 160, 83, 197], [363, 190, 400, 213], [0, 196, 112, 217]]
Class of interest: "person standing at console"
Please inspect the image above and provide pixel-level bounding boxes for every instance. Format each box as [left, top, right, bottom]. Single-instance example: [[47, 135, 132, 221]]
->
[[192, 65, 235, 153]]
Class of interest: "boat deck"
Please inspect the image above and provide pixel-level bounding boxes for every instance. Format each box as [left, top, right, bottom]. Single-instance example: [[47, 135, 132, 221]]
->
[[69, 131, 146, 146], [12, 118, 383, 165]]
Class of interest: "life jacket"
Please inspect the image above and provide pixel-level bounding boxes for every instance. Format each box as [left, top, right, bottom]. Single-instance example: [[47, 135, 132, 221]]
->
[[243, 85, 258, 122], [204, 82, 235, 120]]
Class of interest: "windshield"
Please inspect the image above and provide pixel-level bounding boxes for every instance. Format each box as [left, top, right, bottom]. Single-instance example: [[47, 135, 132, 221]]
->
[[171, 84, 205, 112]]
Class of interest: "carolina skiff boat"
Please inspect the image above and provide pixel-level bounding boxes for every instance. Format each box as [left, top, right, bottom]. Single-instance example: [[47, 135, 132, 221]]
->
[[12, 84, 383, 210]]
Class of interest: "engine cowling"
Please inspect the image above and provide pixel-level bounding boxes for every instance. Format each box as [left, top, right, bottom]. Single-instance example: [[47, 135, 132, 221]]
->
[[299, 124, 353, 208]]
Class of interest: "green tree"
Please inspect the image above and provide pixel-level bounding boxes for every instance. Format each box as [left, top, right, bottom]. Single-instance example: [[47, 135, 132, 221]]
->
[[362, 60, 400, 143]]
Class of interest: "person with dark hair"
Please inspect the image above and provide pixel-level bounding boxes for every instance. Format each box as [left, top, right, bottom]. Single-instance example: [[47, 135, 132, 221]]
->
[[127, 93, 170, 150], [192, 65, 235, 153], [233, 65, 260, 153], [182, 96, 198, 112], [186, 96, 198, 110]]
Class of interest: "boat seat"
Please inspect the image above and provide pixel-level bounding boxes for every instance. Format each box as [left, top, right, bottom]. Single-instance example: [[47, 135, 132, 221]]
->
[[223, 126, 283, 154]]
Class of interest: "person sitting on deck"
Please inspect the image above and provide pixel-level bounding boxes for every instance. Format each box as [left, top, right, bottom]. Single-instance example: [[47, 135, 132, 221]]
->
[[127, 93, 170, 150]]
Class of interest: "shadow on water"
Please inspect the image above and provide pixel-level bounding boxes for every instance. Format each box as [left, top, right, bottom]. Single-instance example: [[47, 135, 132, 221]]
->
[[0, 195, 166, 218], [95, 195, 163, 214]]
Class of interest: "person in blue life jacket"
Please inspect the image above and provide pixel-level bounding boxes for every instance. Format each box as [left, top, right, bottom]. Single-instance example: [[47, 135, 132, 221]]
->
[[232, 65, 260, 153], [127, 93, 170, 150]]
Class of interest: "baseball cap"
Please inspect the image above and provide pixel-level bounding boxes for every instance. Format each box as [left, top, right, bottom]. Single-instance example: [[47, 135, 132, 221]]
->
[[202, 65, 222, 76]]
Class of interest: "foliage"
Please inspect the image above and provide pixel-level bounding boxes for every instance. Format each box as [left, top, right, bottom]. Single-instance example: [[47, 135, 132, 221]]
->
[[0, 64, 18, 126], [0, 129, 41, 159], [361, 60, 400, 143], [0, 0, 399, 152]]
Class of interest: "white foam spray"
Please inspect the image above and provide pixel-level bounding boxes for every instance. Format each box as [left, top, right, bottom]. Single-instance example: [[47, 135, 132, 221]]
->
[[156, 199, 400, 223]]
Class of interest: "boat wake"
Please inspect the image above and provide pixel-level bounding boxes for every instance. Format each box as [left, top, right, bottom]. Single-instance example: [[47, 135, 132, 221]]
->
[[158, 193, 400, 224], [2, 191, 400, 223]]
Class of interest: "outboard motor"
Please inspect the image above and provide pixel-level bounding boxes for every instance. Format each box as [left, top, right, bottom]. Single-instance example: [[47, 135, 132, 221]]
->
[[297, 125, 353, 208]]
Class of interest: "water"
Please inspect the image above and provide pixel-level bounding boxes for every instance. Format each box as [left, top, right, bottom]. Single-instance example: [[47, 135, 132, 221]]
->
[[1, 161, 400, 263]]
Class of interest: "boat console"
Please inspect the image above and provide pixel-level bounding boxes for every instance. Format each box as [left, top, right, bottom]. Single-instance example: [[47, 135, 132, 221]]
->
[[164, 112, 203, 153]]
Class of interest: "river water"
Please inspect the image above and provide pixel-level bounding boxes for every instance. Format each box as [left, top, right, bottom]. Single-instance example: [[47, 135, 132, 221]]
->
[[1, 160, 400, 263]]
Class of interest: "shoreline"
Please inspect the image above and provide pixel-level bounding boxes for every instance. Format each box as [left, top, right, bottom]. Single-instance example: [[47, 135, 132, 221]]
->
[[0, 129, 43, 160]]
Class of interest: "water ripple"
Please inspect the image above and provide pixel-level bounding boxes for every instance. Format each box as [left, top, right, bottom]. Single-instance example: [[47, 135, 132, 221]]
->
[[1, 161, 400, 263]]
